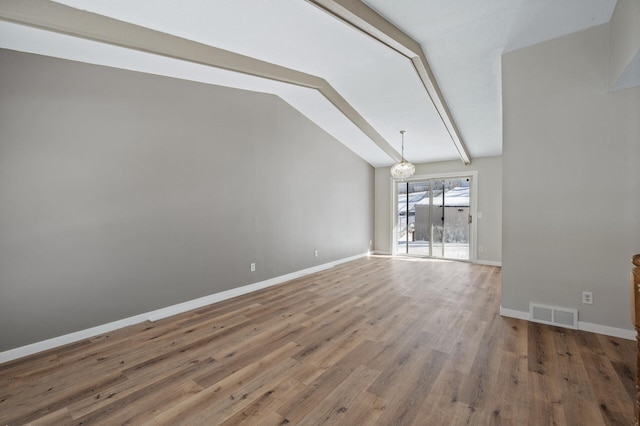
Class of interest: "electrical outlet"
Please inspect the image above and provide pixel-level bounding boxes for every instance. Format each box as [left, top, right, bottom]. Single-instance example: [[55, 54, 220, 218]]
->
[[250, 263, 256, 272], [582, 291, 593, 304], [314, 250, 319, 258]]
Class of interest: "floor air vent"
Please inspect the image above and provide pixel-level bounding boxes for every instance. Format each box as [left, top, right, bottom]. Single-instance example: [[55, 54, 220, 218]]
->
[[529, 303, 578, 329]]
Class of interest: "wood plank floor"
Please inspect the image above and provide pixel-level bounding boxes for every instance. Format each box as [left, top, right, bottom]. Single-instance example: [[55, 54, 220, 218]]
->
[[0, 256, 636, 425]]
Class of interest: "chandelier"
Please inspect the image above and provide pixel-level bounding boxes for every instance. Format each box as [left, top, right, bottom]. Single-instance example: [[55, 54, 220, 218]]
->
[[390, 130, 415, 179]]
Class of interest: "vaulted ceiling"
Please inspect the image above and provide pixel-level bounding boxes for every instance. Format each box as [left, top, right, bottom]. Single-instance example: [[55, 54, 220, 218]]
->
[[0, 0, 617, 167]]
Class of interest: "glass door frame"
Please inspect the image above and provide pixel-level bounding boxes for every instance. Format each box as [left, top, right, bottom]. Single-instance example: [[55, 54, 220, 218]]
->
[[391, 171, 478, 262]]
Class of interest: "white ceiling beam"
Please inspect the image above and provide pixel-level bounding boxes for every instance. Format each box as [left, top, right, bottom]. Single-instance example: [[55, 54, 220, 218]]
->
[[0, 0, 402, 163], [308, 0, 472, 165]]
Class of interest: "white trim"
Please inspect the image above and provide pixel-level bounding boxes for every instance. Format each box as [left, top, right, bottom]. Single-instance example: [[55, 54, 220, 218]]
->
[[0, 253, 368, 364], [0, 314, 152, 365], [390, 176, 397, 256], [499, 306, 529, 321], [475, 259, 502, 267], [578, 321, 635, 340], [470, 172, 478, 263], [499, 306, 635, 340]]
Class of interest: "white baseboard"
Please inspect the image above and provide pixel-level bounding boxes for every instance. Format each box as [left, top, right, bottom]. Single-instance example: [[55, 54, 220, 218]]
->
[[475, 259, 502, 267], [370, 250, 392, 256], [0, 313, 153, 365], [0, 253, 368, 364], [499, 306, 635, 340], [499, 306, 530, 321], [578, 321, 636, 340]]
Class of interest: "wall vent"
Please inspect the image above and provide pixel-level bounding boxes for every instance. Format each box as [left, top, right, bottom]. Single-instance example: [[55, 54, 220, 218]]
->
[[529, 303, 578, 329]]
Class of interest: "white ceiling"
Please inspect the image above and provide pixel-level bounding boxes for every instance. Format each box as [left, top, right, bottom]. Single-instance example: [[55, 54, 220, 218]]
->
[[1, 0, 618, 167], [364, 0, 617, 163]]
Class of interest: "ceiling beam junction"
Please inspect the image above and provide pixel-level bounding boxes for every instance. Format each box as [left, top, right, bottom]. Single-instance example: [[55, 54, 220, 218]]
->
[[308, 0, 472, 165]]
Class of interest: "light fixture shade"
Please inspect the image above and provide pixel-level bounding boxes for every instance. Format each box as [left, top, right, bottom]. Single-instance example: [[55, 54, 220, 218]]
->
[[390, 130, 415, 179], [390, 161, 415, 179]]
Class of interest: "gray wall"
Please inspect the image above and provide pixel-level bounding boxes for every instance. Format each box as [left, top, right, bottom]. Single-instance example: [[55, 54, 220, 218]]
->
[[502, 24, 640, 330], [374, 156, 502, 264], [0, 49, 374, 351]]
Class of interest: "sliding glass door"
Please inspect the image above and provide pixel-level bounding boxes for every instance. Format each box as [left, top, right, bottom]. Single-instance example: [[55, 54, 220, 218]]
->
[[396, 176, 471, 260], [397, 180, 430, 255]]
